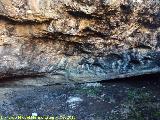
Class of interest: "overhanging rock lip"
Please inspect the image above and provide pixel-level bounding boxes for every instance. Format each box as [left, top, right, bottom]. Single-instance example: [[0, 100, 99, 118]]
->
[[69, 68, 160, 83], [0, 68, 160, 86]]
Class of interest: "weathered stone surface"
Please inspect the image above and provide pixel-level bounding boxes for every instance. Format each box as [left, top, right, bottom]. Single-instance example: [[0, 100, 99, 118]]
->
[[0, 0, 160, 82]]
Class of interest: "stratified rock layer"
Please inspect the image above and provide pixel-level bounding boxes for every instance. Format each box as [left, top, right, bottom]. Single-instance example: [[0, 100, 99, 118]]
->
[[0, 0, 160, 82]]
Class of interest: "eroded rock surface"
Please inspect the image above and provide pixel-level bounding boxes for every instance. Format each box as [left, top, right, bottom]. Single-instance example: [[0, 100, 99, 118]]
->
[[0, 0, 160, 82]]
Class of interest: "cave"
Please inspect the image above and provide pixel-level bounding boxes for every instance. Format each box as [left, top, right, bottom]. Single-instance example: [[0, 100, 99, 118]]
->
[[0, 0, 160, 119]]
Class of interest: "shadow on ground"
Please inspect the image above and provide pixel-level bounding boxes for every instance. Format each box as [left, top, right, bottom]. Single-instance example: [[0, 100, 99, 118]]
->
[[0, 74, 160, 120]]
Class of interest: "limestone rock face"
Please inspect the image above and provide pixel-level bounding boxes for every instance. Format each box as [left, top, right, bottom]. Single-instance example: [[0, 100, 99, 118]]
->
[[0, 0, 160, 82]]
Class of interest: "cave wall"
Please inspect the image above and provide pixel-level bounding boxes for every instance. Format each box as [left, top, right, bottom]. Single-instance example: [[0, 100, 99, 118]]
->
[[0, 0, 160, 82]]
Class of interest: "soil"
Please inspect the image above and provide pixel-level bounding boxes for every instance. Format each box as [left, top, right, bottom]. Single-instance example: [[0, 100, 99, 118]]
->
[[0, 74, 160, 120]]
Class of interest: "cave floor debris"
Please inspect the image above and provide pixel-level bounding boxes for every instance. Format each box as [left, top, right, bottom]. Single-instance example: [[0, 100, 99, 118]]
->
[[0, 74, 160, 120]]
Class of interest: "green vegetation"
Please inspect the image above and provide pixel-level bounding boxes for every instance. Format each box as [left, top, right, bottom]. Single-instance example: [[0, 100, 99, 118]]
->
[[74, 86, 101, 97]]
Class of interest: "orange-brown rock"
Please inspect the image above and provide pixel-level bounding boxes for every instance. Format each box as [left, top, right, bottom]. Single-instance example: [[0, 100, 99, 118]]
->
[[0, 0, 160, 82]]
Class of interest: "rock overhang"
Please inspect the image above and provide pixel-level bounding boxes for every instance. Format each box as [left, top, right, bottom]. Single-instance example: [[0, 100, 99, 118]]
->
[[0, 0, 160, 83]]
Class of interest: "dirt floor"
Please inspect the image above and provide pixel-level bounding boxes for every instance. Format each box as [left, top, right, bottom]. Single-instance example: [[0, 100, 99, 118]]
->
[[0, 74, 160, 120]]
